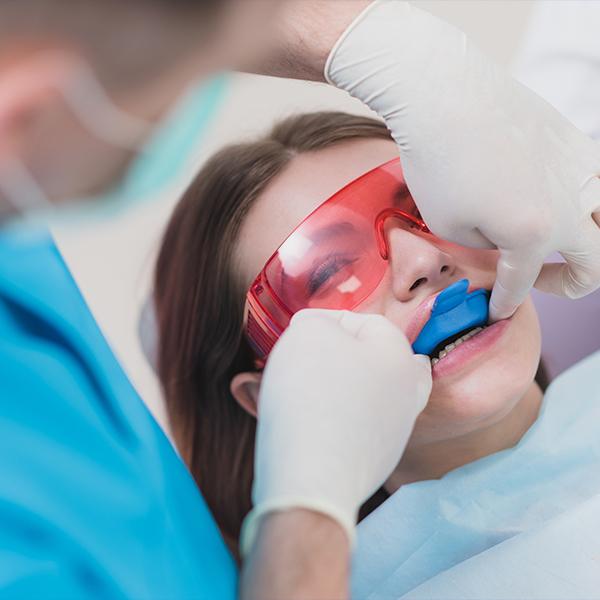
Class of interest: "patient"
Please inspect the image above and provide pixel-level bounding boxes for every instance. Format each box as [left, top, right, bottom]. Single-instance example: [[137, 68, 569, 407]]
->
[[153, 112, 549, 560]]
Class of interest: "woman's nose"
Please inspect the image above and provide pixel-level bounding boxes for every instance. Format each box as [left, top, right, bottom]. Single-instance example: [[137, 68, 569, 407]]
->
[[385, 225, 456, 302]]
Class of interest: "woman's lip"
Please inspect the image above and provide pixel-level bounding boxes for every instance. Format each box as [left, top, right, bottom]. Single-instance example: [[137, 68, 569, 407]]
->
[[431, 318, 510, 378], [405, 284, 483, 345]]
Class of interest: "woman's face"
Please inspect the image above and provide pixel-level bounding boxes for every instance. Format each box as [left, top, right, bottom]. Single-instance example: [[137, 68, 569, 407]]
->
[[234, 138, 542, 445]]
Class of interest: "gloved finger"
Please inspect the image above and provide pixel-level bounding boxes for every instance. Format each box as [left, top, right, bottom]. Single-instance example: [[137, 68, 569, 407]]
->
[[414, 354, 432, 369], [290, 308, 366, 336], [413, 355, 433, 409], [580, 175, 600, 215], [338, 311, 386, 339], [284, 310, 341, 346], [425, 219, 497, 250], [289, 308, 349, 327], [450, 226, 498, 250], [290, 308, 379, 344], [535, 221, 600, 298], [344, 312, 412, 348], [292, 308, 405, 342], [321, 310, 405, 346], [489, 247, 544, 322], [290, 308, 343, 325]]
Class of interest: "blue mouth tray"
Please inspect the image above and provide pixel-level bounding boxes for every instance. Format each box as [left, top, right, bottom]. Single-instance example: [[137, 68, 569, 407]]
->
[[412, 279, 489, 357]]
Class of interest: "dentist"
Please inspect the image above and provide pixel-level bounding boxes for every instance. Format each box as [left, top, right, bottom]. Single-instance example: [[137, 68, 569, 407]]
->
[[0, 1, 599, 599]]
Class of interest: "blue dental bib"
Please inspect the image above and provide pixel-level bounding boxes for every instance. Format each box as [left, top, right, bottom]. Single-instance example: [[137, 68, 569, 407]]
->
[[412, 279, 489, 356]]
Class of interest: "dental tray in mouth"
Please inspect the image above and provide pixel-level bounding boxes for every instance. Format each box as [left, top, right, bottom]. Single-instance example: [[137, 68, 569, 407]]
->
[[412, 279, 489, 358]]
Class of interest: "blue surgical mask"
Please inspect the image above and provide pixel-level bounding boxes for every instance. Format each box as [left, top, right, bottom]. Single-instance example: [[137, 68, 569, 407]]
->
[[0, 60, 226, 230]]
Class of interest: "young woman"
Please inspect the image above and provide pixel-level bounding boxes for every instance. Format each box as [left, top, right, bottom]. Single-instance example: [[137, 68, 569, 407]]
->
[[153, 111, 555, 563]]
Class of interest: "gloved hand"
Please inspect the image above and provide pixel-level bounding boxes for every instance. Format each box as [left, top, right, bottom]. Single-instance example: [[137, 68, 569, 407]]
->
[[240, 309, 432, 555], [325, 0, 600, 320]]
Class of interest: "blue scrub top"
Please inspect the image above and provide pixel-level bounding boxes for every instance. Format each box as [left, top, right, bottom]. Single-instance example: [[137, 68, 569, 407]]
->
[[0, 229, 237, 598]]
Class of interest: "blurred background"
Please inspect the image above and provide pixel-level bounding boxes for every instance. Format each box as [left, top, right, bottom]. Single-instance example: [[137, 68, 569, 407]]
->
[[50, 0, 600, 432]]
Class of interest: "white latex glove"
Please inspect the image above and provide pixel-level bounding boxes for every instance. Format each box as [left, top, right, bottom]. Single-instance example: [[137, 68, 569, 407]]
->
[[240, 309, 432, 555], [325, 0, 600, 320]]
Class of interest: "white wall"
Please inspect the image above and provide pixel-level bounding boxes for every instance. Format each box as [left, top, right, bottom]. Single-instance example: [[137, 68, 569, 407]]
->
[[417, 1, 532, 65]]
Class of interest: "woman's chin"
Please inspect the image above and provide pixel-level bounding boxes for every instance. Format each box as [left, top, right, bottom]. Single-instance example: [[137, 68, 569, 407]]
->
[[413, 299, 541, 439]]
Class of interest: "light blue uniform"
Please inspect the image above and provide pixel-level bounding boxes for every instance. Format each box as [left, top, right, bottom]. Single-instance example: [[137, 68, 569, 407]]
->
[[0, 77, 238, 597], [353, 351, 600, 599], [0, 228, 237, 597]]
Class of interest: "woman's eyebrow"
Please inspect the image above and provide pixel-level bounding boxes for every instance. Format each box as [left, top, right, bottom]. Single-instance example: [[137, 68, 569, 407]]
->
[[393, 183, 412, 206], [309, 221, 358, 244]]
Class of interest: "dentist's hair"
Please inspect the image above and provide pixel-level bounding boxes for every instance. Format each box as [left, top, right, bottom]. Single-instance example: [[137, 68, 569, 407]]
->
[[154, 112, 395, 559], [0, 0, 226, 86]]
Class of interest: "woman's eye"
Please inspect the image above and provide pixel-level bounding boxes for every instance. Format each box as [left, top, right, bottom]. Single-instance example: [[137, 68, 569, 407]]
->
[[308, 256, 358, 296]]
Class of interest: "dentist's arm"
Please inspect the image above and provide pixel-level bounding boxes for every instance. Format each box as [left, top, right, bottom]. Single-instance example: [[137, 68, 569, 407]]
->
[[241, 510, 349, 600], [262, 1, 600, 320], [240, 310, 432, 600]]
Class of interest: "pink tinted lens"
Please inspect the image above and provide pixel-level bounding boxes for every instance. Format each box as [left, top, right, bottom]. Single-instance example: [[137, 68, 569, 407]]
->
[[247, 158, 427, 358], [263, 160, 412, 312], [264, 215, 386, 312]]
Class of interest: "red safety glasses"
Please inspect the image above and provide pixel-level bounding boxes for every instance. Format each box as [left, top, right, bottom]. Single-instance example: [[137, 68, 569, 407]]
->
[[245, 157, 431, 360]]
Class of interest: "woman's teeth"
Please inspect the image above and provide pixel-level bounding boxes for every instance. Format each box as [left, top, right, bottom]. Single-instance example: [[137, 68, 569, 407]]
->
[[430, 326, 487, 365]]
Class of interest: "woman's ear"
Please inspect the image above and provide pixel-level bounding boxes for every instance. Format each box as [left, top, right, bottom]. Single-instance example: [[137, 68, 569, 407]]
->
[[230, 372, 263, 419]]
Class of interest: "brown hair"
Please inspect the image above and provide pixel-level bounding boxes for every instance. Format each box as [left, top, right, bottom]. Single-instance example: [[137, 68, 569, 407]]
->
[[154, 110, 551, 560], [154, 112, 394, 558]]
